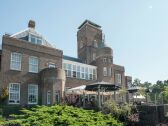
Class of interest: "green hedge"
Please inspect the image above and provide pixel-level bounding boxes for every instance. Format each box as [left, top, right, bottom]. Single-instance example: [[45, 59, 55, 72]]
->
[[2, 105, 123, 126]]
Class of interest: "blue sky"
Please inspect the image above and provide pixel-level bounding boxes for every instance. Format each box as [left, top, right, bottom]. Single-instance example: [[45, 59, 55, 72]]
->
[[0, 0, 168, 83]]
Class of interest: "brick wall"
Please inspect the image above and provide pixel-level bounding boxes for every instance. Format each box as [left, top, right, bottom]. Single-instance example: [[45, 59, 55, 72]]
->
[[0, 36, 62, 105]]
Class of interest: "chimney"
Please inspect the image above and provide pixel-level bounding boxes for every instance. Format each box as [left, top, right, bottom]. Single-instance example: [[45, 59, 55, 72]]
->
[[28, 20, 35, 29]]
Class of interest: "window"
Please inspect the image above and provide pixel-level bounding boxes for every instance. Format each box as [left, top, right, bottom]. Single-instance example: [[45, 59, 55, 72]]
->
[[47, 91, 51, 105], [63, 62, 97, 80], [93, 53, 96, 60], [37, 38, 42, 45], [30, 34, 42, 45], [77, 66, 80, 79], [108, 67, 112, 76], [30, 35, 36, 44], [81, 67, 85, 79], [10, 52, 22, 71], [72, 65, 76, 78], [28, 84, 38, 104], [29, 56, 38, 73], [48, 63, 56, 68], [85, 67, 88, 80], [64, 63, 71, 77], [9, 83, 20, 104], [93, 41, 98, 47], [108, 59, 112, 63], [103, 58, 107, 63], [115, 74, 121, 84], [93, 69, 97, 80], [89, 68, 93, 80], [67, 64, 72, 77], [103, 67, 107, 76]]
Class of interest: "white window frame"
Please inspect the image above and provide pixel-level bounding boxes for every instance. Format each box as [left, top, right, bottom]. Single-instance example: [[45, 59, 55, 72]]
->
[[28, 84, 38, 104], [103, 67, 107, 76], [77, 66, 80, 79], [67, 64, 72, 77], [29, 56, 38, 73], [8, 83, 20, 104], [72, 65, 77, 78], [116, 74, 122, 84], [47, 91, 51, 105], [108, 67, 112, 76], [29, 34, 42, 45], [89, 68, 93, 80], [10, 52, 22, 71], [81, 67, 85, 79], [93, 69, 97, 80], [85, 67, 89, 80]]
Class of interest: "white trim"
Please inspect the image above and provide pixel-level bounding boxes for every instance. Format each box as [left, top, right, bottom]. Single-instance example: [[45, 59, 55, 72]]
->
[[8, 83, 20, 104]]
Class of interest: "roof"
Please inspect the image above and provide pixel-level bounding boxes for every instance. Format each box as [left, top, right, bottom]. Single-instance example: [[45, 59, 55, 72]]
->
[[63, 55, 83, 63], [113, 64, 125, 71], [10, 28, 53, 48], [85, 81, 120, 91], [78, 20, 101, 29]]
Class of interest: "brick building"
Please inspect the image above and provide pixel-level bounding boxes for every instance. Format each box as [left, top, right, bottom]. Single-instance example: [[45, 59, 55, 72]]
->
[[0, 20, 132, 105]]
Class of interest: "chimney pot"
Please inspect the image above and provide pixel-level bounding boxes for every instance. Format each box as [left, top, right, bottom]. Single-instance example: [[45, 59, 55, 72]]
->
[[28, 20, 35, 29]]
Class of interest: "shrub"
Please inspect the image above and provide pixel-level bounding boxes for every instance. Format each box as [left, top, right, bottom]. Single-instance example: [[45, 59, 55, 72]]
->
[[2, 105, 123, 126], [102, 100, 138, 125], [0, 117, 5, 125]]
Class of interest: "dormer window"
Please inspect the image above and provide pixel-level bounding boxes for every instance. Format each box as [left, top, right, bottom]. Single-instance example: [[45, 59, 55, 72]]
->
[[29, 34, 42, 45]]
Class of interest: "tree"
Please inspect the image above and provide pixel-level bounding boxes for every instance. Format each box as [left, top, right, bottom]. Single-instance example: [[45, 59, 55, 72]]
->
[[132, 78, 141, 87], [0, 87, 8, 106], [161, 86, 168, 104], [143, 81, 152, 89]]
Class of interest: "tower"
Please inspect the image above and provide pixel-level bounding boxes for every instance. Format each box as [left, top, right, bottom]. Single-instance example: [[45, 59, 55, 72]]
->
[[77, 20, 102, 64]]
